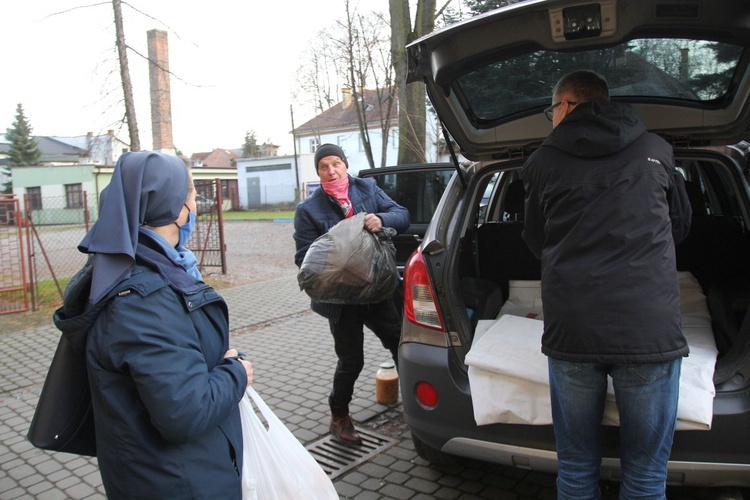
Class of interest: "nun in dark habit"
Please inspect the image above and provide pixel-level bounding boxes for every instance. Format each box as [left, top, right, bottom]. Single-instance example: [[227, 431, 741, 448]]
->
[[53, 151, 253, 499]]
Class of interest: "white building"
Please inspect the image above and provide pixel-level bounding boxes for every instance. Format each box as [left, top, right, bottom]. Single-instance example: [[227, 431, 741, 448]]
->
[[234, 87, 457, 207], [235, 155, 299, 208], [292, 88, 400, 192]]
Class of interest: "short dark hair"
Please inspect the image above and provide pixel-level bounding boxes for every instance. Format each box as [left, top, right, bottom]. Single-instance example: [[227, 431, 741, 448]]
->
[[553, 70, 610, 103]]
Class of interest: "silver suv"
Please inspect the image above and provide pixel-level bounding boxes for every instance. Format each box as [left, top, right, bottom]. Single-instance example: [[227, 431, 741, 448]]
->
[[399, 0, 750, 490]]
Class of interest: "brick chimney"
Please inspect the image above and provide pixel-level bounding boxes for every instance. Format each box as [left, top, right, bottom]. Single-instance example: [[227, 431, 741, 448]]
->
[[342, 87, 352, 108], [147, 29, 175, 154]]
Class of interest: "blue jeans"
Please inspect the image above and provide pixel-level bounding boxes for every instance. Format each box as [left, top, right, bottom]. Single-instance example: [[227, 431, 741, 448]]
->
[[548, 357, 682, 500]]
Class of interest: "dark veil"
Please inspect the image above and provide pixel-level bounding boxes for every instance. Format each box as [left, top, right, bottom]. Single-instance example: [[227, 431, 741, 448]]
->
[[78, 152, 189, 303]]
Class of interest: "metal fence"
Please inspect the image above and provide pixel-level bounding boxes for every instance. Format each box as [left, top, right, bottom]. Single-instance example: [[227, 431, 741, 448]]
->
[[0, 183, 226, 312], [0, 196, 29, 314], [26, 194, 98, 287]]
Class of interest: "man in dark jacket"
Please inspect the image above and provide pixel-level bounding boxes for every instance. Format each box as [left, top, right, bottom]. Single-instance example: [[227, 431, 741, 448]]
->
[[522, 71, 692, 498], [294, 144, 410, 445]]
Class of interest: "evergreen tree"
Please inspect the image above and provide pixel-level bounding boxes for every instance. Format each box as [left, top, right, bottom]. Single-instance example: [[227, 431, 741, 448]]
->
[[4, 104, 41, 192], [242, 131, 260, 157], [464, 0, 521, 15], [690, 43, 744, 100], [4, 103, 41, 192]]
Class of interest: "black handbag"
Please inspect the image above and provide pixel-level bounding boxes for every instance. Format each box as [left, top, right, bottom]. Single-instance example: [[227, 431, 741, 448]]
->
[[27, 333, 97, 456], [27, 261, 107, 457]]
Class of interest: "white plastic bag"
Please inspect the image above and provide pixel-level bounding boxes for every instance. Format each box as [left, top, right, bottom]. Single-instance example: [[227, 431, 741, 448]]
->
[[239, 386, 338, 500]]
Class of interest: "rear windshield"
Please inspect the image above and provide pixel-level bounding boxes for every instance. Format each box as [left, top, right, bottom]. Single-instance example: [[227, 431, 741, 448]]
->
[[457, 38, 745, 126]]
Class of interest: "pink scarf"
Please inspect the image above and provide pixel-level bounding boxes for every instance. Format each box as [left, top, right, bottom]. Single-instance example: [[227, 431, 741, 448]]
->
[[321, 176, 353, 218]]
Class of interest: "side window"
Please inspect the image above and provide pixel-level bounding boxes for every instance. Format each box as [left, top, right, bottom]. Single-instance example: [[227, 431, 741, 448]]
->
[[194, 180, 215, 201], [371, 169, 453, 224], [27, 186, 42, 210], [477, 173, 498, 224], [678, 156, 748, 228], [477, 171, 520, 225], [65, 183, 83, 209]]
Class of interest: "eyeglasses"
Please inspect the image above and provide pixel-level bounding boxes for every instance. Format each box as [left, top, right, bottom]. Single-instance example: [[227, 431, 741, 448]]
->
[[544, 100, 577, 121]]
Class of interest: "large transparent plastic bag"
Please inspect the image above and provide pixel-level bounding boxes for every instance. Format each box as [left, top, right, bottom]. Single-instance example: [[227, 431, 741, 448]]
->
[[240, 386, 338, 500], [298, 212, 398, 304]]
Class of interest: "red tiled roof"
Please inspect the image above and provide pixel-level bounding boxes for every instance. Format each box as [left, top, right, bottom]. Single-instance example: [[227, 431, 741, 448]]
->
[[193, 149, 238, 168], [191, 152, 211, 161]]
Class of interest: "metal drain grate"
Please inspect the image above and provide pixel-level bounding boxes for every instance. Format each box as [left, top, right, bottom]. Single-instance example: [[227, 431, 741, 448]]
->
[[306, 428, 399, 479]]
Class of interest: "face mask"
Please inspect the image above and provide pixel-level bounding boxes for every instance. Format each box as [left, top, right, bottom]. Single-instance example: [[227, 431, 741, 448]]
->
[[175, 205, 196, 247]]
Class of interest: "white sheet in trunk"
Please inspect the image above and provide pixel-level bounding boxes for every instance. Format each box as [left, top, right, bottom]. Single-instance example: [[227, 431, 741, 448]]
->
[[465, 272, 717, 430]]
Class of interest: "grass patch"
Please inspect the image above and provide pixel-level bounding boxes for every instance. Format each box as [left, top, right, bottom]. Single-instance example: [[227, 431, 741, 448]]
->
[[34, 277, 71, 309], [222, 210, 295, 220]]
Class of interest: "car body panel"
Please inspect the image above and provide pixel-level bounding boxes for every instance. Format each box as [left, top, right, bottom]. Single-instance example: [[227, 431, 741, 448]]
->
[[406, 0, 750, 161], [397, 0, 750, 487], [397, 154, 750, 485]]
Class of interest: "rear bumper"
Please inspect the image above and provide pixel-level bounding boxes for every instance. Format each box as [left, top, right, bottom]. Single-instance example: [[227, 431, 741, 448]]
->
[[441, 437, 750, 487], [399, 341, 750, 487]]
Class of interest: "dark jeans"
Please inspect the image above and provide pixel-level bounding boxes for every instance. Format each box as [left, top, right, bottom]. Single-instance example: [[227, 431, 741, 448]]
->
[[328, 300, 401, 416]]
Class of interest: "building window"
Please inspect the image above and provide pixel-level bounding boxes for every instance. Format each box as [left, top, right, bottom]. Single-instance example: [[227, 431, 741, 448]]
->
[[194, 180, 214, 201], [309, 139, 319, 153], [27, 187, 42, 210], [65, 183, 83, 209], [337, 135, 346, 147]]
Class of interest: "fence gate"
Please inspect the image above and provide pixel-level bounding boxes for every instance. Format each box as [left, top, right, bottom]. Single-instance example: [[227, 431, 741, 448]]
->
[[192, 178, 227, 274], [0, 195, 29, 314], [0, 184, 227, 315]]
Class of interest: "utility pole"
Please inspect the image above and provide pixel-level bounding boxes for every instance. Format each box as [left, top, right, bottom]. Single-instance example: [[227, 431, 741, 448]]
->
[[290, 105, 300, 199]]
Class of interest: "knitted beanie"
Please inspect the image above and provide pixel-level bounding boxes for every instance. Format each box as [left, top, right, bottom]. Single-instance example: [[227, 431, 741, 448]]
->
[[314, 144, 348, 171]]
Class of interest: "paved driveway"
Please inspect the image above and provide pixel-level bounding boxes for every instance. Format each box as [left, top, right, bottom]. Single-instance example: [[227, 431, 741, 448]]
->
[[0, 220, 743, 499], [0, 275, 561, 499]]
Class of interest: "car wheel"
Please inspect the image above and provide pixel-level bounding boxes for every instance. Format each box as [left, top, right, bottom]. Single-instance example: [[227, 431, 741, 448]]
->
[[412, 433, 456, 464]]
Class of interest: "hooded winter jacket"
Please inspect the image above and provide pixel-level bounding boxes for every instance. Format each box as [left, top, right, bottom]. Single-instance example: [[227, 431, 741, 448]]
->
[[522, 101, 692, 363], [53, 235, 247, 499], [293, 175, 410, 321]]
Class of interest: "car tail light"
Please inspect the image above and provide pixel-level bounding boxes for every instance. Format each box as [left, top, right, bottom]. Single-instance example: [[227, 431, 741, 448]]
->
[[403, 250, 445, 331], [416, 381, 439, 407]]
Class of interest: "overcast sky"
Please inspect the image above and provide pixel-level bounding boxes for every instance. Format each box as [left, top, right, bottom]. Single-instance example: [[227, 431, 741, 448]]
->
[[1, 0, 398, 156]]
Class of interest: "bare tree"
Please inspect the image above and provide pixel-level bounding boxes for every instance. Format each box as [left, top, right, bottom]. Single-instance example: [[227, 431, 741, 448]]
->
[[360, 12, 396, 167], [342, 0, 377, 168], [390, 0, 437, 165], [341, 4, 396, 168], [113, 0, 140, 151], [294, 3, 396, 168], [294, 35, 343, 117]]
